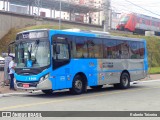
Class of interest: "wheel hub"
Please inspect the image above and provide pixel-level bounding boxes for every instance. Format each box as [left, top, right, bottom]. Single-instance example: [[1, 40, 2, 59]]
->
[[122, 76, 128, 86], [75, 80, 82, 90]]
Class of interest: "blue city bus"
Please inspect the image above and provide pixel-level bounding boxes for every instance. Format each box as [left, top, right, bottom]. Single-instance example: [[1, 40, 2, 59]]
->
[[13, 29, 148, 94]]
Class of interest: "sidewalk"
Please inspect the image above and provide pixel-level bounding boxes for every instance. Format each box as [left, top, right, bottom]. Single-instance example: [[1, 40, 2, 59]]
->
[[0, 71, 27, 94], [142, 74, 160, 80], [0, 85, 27, 94]]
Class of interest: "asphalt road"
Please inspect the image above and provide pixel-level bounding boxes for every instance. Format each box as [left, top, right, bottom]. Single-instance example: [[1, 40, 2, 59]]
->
[[0, 80, 160, 112]]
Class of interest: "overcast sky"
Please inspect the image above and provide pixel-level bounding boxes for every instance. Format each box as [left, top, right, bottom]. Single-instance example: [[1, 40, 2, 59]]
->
[[111, 0, 160, 18]]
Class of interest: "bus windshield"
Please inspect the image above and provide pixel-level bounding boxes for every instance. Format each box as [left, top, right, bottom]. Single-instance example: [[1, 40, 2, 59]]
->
[[120, 16, 130, 24], [15, 40, 50, 68]]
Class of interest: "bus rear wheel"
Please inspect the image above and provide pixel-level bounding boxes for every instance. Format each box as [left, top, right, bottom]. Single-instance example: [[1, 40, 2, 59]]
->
[[42, 89, 53, 94], [90, 85, 103, 90], [114, 72, 130, 89], [70, 75, 85, 95]]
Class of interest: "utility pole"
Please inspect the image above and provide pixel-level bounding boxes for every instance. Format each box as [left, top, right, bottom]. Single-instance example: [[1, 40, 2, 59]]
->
[[34, 0, 42, 18], [103, 0, 111, 32], [109, 9, 112, 30], [59, 0, 62, 30], [3, 0, 5, 10]]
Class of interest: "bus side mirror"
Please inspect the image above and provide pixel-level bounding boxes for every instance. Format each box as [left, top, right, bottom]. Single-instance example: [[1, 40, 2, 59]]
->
[[56, 45, 60, 54]]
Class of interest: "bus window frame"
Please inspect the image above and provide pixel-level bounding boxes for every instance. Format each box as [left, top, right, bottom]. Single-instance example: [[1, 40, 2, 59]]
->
[[52, 34, 71, 70]]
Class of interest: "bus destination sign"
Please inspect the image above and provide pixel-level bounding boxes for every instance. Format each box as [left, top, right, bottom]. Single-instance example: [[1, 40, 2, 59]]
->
[[16, 31, 48, 40]]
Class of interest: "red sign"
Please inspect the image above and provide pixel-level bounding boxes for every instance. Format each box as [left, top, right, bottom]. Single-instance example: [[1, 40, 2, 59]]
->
[[23, 84, 29, 88]]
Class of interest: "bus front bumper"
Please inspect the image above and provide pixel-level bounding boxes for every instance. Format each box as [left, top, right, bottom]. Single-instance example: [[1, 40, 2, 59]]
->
[[14, 78, 52, 90]]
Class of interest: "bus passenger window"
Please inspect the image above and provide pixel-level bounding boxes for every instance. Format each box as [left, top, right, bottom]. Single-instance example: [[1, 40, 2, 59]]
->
[[87, 38, 103, 58], [120, 41, 129, 59], [75, 37, 88, 58], [87, 40, 95, 58], [139, 42, 145, 59], [129, 41, 140, 59], [103, 39, 118, 59]]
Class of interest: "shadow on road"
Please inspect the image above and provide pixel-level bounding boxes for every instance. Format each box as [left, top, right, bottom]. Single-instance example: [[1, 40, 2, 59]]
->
[[23, 84, 146, 99]]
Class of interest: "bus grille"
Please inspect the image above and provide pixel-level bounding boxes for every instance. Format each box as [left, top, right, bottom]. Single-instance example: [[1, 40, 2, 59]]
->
[[16, 82, 38, 87]]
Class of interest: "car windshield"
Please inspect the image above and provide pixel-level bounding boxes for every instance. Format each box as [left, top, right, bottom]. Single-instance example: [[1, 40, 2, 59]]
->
[[119, 16, 130, 24], [15, 40, 50, 68]]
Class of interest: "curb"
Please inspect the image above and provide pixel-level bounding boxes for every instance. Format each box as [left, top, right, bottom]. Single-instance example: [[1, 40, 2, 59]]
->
[[0, 92, 31, 97], [0, 90, 42, 98]]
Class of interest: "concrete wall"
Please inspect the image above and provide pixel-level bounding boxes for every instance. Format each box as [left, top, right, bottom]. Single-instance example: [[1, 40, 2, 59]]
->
[[0, 11, 102, 40]]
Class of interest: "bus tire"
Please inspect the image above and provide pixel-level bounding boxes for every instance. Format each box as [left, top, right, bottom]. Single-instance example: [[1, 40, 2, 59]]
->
[[42, 89, 53, 94], [90, 85, 103, 90], [70, 75, 85, 95], [114, 72, 130, 89]]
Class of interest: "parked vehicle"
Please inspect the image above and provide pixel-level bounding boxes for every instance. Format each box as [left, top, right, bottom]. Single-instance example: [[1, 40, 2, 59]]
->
[[117, 13, 160, 35]]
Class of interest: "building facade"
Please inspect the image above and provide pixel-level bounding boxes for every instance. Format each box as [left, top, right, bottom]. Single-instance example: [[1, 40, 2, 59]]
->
[[0, 0, 121, 28]]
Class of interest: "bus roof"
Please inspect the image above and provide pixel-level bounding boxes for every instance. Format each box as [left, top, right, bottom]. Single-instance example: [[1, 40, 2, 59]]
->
[[17, 29, 49, 34], [17, 29, 145, 42], [55, 29, 145, 42]]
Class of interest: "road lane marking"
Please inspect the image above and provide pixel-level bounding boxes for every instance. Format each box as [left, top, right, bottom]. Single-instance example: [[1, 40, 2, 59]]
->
[[0, 86, 159, 111]]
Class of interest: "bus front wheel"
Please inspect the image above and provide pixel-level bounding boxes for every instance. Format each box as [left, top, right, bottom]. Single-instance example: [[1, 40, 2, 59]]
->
[[70, 75, 85, 95], [42, 89, 53, 94], [114, 72, 130, 89]]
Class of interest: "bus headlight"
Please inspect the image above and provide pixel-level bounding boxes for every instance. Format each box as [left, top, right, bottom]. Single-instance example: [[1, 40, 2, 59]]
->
[[45, 74, 49, 79], [40, 77, 44, 83], [39, 74, 49, 83]]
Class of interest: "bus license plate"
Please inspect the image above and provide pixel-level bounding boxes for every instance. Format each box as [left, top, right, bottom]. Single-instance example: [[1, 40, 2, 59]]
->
[[23, 84, 29, 88]]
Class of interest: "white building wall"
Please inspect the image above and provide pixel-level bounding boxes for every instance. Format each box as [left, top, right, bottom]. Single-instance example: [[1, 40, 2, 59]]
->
[[0, 0, 121, 28]]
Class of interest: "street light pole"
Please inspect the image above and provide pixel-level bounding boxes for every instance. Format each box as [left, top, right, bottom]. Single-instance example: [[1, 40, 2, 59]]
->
[[3, 0, 5, 10], [103, 0, 110, 32], [34, 0, 42, 18], [59, 0, 62, 30]]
